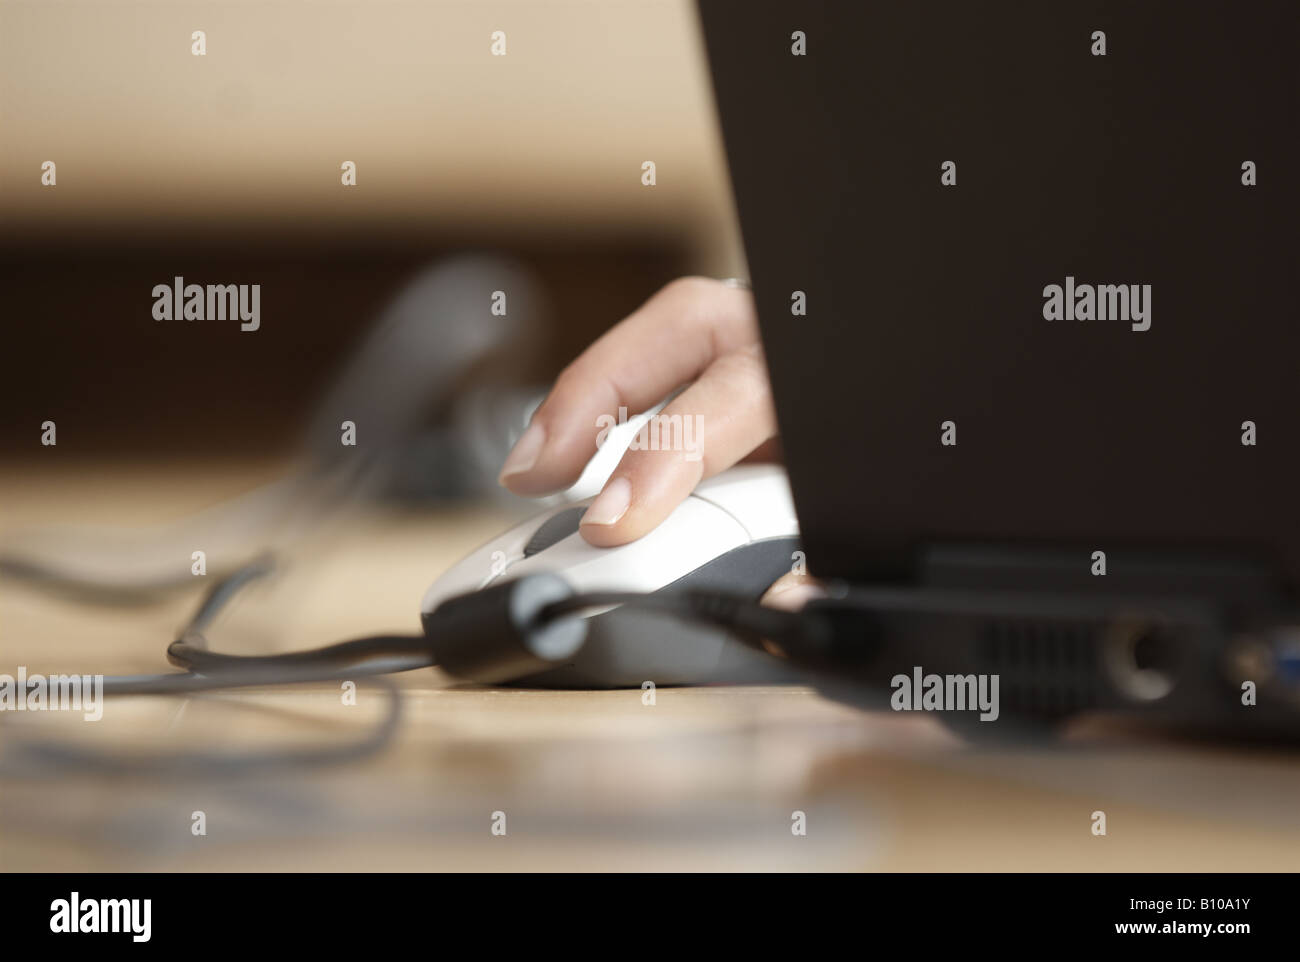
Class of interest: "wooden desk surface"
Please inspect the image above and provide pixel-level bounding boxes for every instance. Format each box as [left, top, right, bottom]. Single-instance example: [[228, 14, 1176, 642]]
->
[[3, 461, 1299, 871]]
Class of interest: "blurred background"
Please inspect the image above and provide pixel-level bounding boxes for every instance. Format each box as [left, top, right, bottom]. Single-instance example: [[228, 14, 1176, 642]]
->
[[0, 0, 743, 475]]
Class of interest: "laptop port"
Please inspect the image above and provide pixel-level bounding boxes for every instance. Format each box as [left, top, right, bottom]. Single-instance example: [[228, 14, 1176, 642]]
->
[[1104, 616, 1178, 703]]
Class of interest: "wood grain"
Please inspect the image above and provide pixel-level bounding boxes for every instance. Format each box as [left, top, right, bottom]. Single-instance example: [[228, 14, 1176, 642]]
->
[[2, 461, 1298, 871]]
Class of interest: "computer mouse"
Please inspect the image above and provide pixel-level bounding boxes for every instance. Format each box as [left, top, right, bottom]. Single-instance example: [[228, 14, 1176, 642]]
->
[[420, 464, 803, 687]]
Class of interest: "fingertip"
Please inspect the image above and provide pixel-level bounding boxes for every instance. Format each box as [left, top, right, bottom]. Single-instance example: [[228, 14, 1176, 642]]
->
[[497, 419, 585, 496], [497, 421, 546, 487], [578, 522, 630, 548], [578, 477, 635, 546], [499, 472, 568, 498]]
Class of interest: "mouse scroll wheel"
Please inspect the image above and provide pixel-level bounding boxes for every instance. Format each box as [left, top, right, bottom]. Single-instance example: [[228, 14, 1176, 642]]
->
[[523, 507, 587, 557]]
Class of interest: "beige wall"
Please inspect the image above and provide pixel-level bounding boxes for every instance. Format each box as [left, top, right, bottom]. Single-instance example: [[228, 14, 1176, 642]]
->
[[0, 0, 745, 275]]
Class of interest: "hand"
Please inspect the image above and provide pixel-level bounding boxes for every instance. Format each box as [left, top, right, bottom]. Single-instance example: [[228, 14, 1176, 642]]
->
[[498, 276, 779, 546]]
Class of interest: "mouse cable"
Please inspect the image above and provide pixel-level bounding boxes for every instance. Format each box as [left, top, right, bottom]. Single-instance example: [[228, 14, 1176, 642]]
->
[[9, 557, 834, 699], [88, 554, 435, 694], [1, 558, 431, 776], [4, 565, 838, 776], [540, 589, 839, 662], [14, 553, 825, 698], [163, 574, 835, 690], [414, 574, 845, 684]]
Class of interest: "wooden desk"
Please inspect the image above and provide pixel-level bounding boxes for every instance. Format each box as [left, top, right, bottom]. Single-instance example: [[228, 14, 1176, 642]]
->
[[3, 461, 1299, 871]]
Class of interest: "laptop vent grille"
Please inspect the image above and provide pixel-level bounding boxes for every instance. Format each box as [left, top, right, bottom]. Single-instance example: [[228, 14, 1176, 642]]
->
[[977, 620, 1102, 715]]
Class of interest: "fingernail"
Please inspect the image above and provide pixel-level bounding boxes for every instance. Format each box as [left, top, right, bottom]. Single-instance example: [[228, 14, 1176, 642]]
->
[[498, 422, 546, 483], [581, 476, 632, 526]]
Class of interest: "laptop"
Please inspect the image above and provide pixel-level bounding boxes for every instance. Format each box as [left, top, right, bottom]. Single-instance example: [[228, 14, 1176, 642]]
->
[[695, 0, 1299, 735]]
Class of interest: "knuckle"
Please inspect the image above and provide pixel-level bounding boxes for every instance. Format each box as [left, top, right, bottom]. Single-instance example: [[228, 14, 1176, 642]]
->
[[711, 348, 769, 389], [547, 359, 590, 404], [661, 275, 711, 299]]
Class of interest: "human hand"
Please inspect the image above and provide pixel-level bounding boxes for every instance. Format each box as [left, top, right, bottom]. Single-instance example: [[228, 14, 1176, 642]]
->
[[498, 277, 779, 546]]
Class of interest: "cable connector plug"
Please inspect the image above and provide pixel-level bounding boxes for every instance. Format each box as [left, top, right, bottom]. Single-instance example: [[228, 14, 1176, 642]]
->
[[422, 573, 587, 684]]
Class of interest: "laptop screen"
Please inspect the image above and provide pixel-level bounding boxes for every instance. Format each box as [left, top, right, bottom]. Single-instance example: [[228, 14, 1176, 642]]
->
[[698, 0, 1299, 585]]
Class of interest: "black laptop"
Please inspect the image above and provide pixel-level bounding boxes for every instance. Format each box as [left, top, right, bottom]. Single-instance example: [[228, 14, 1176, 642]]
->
[[696, 1, 1299, 735]]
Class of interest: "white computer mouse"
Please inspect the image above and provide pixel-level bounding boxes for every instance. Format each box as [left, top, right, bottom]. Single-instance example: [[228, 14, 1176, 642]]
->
[[420, 464, 802, 687]]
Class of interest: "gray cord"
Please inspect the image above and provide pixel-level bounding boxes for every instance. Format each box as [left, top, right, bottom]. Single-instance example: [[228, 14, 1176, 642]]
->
[[0, 557, 432, 777], [2, 676, 406, 777]]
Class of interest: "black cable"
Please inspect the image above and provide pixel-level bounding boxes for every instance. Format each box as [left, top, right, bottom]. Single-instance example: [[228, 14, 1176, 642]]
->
[[129, 556, 432, 685], [10, 558, 832, 707], [539, 588, 842, 665], [102, 654, 432, 696], [9, 554, 805, 697], [2, 558, 846, 774], [166, 633, 430, 675], [0, 556, 432, 776], [155, 557, 433, 686]]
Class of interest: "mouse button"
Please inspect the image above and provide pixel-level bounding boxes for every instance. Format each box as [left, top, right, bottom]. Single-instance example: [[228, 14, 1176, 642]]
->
[[419, 507, 569, 614], [691, 473, 798, 540], [549, 497, 749, 593], [523, 506, 587, 557]]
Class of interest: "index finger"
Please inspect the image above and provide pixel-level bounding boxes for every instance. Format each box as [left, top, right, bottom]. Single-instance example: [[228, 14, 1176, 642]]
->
[[498, 277, 759, 496]]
